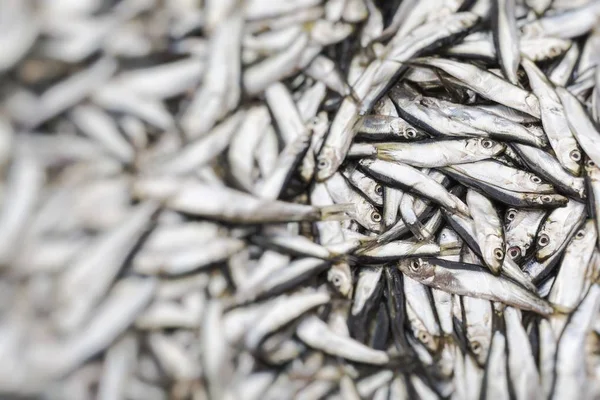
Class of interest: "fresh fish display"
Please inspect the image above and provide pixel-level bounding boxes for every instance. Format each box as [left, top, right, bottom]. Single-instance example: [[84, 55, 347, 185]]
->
[[0, 1, 599, 399]]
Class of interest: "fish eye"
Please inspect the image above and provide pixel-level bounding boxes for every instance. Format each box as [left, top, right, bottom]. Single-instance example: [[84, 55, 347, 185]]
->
[[587, 159, 596, 168], [538, 234, 550, 247], [575, 229, 585, 239], [530, 175, 542, 184], [332, 275, 342, 286], [371, 211, 382, 222], [481, 139, 493, 149], [493, 248, 504, 260], [508, 247, 521, 260], [375, 184, 383, 195], [506, 209, 517, 222], [471, 341, 481, 354], [317, 158, 330, 170], [570, 150, 581, 162], [405, 128, 417, 138], [410, 259, 421, 271], [418, 330, 430, 343], [541, 195, 552, 203]]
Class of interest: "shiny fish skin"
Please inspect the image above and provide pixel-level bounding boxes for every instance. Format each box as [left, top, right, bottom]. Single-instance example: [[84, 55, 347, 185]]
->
[[360, 159, 471, 217], [556, 87, 600, 168], [296, 315, 390, 365], [446, 34, 571, 62], [535, 199, 586, 261], [548, 220, 597, 313], [504, 208, 546, 262], [412, 57, 541, 117], [133, 178, 353, 224], [4, 2, 600, 399], [462, 294, 493, 366], [325, 172, 382, 232], [354, 115, 428, 141], [552, 285, 600, 400], [492, 0, 520, 84], [521, 1, 600, 40], [314, 12, 479, 182], [356, 240, 441, 262], [512, 143, 585, 199], [420, 96, 545, 147], [504, 307, 541, 400], [444, 160, 554, 194], [466, 189, 505, 275], [353, 138, 504, 168], [341, 165, 383, 207], [382, 186, 403, 229], [585, 159, 600, 249], [521, 58, 582, 176], [398, 258, 553, 315]]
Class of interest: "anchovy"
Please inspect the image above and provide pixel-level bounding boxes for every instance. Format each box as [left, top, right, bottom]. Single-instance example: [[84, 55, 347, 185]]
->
[[356, 240, 441, 262], [504, 307, 541, 400], [382, 186, 403, 229], [521, 58, 582, 176], [398, 258, 553, 315], [466, 189, 505, 275], [535, 199, 586, 261], [481, 331, 511, 400], [556, 87, 600, 168], [512, 143, 585, 199], [521, 1, 600, 40], [412, 57, 541, 117], [548, 220, 597, 313], [352, 138, 504, 167], [492, 0, 520, 84], [552, 285, 600, 400], [133, 178, 353, 224], [360, 159, 471, 216], [354, 115, 428, 141], [296, 315, 390, 365]]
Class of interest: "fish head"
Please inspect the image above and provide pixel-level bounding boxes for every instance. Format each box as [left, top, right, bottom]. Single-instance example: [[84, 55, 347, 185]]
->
[[354, 200, 382, 233], [584, 157, 600, 179], [506, 245, 524, 262], [528, 193, 568, 209], [504, 208, 518, 226], [466, 332, 491, 366], [316, 146, 342, 182], [413, 328, 440, 354], [397, 258, 435, 281], [468, 138, 505, 157], [327, 263, 353, 298], [482, 245, 504, 274], [535, 224, 555, 260], [519, 170, 553, 192], [573, 219, 597, 245], [397, 123, 426, 141]]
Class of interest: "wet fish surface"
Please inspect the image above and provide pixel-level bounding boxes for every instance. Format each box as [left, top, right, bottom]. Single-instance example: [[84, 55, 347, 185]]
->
[[0, 1, 600, 399]]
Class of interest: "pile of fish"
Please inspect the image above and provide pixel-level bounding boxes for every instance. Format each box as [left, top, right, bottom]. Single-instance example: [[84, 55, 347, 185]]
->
[[1, 0, 600, 399]]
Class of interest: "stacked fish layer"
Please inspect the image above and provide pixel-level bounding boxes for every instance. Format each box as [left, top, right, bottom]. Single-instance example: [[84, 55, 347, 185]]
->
[[0, 0, 599, 399]]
